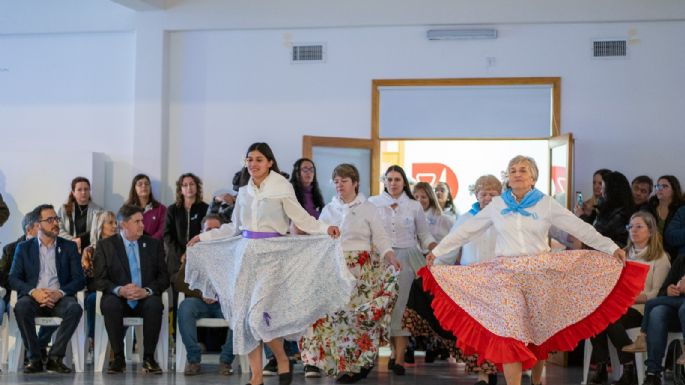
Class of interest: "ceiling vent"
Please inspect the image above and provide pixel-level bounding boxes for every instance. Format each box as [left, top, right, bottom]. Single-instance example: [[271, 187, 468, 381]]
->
[[291, 44, 325, 63], [593, 40, 627, 58]]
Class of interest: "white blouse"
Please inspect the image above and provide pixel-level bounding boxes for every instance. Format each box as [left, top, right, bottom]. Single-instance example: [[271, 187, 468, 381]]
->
[[200, 171, 329, 241], [424, 208, 455, 243], [368, 192, 436, 250], [436, 211, 498, 266], [432, 193, 619, 258], [320, 194, 393, 256]]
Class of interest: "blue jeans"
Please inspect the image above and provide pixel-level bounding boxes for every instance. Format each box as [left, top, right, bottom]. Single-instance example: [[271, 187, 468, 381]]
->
[[85, 291, 96, 339], [177, 297, 234, 364], [264, 340, 299, 360], [0, 297, 5, 324], [642, 296, 685, 374]]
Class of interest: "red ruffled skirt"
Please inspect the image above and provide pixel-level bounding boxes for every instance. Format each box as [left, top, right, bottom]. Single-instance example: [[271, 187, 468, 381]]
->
[[419, 250, 648, 370]]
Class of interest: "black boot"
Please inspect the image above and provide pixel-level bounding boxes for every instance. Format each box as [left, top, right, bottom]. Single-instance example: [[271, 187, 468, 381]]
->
[[612, 362, 637, 385], [589, 362, 608, 385]]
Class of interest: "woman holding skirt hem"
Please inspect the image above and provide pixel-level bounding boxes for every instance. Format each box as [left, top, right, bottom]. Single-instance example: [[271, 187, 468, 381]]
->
[[424, 155, 647, 385], [186, 143, 356, 385], [300, 163, 401, 383]]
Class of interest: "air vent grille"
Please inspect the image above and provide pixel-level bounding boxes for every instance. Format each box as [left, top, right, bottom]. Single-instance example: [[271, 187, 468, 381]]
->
[[292, 44, 325, 62], [593, 40, 627, 58]]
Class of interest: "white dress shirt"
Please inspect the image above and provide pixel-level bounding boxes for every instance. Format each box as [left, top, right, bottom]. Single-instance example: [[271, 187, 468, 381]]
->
[[320, 194, 393, 256], [37, 237, 60, 291], [368, 192, 435, 250], [424, 208, 455, 243], [432, 194, 619, 258], [201, 171, 329, 241]]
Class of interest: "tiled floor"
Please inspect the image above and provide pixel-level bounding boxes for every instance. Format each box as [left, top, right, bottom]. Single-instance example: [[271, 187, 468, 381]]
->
[[0, 358, 588, 385]]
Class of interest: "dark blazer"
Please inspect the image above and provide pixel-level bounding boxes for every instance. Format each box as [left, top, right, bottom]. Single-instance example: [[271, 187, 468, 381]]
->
[[8, 237, 85, 298], [93, 234, 169, 296], [163, 202, 208, 279], [1, 235, 26, 302]]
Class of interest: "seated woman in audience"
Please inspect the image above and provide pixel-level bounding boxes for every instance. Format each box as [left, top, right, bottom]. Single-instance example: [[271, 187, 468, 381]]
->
[[588, 211, 670, 385], [404, 175, 502, 385], [291, 158, 325, 220], [644, 175, 684, 259], [81, 211, 118, 355], [125, 174, 166, 240], [58, 176, 103, 251], [576, 168, 612, 221], [434, 182, 458, 218], [165, 173, 208, 284], [591, 171, 636, 248]]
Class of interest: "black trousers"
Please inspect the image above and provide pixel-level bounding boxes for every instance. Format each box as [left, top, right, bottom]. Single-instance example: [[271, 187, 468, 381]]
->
[[590, 307, 643, 364], [100, 294, 163, 359], [14, 295, 83, 363]]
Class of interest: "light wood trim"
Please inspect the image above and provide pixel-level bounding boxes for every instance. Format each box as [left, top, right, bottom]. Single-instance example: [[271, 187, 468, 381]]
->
[[548, 133, 574, 208], [302, 135, 381, 195], [371, 76, 562, 139]]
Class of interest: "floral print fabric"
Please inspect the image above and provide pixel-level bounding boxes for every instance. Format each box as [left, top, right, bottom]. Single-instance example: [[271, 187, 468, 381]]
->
[[300, 250, 399, 375]]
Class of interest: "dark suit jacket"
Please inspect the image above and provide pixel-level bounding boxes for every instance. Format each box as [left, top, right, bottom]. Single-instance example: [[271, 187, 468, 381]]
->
[[1, 235, 26, 302], [93, 234, 169, 296], [8, 237, 85, 298]]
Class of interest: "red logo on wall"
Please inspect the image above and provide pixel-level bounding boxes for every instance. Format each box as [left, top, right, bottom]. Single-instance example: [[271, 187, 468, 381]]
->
[[412, 163, 459, 198], [551, 166, 567, 195]]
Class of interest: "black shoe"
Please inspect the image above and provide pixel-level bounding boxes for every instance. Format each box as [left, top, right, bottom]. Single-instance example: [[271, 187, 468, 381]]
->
[[23, 360, 44, 374], [642, 373, 661, 385], [404, 347, 415, 364], [488, 373, 498, 385], [392, 363, 405, 375], [337, 372, 363, 383], [589, 362, 608, 384], [612, 363, 637, 385], [387, 358, 395, 370], [263, 357, 278, 376], [142, 356, 163, 374], [107, 356, 126, 373], [359, 366, 373, 378], [304, 365, 321, 378], [425, 349, 436, 363], [45, 358, 72, 374], [278, 360, 294, 385]]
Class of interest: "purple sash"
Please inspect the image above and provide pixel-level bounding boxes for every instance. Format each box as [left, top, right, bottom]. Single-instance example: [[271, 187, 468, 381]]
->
[[241, 230, 282, 239]]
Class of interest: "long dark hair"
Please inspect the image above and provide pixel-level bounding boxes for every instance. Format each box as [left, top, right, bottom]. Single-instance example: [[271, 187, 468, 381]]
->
[[383, 165, 415, 200], [126, 174, 160, 209], [64, 176, 91, 217], [290, 158, 324, 211], [648, 175, 684, 213], [599, 171, 635, 213], [246, 142, 281, 175], [175, 173, 204, 207]]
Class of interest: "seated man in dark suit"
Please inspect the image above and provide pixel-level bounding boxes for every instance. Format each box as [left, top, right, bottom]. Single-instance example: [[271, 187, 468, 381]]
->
[[93, 204, 169, 374], [9, 204, 85, 373]]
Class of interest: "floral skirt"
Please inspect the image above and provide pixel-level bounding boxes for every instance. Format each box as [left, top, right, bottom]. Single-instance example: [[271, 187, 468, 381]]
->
[[300, 250, 399, 376], [184, 235, 357, 355], [419, 250, 649, 370], [402, 278, 496, 374]]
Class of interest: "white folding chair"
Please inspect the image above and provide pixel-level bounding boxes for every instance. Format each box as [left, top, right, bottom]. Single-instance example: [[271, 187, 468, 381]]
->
[[6, 290, 86, 373], [93, 290, 169, 372], [632, 328, 682, 385], [175, 291, 249, 373], [0, 309, 10, 365]]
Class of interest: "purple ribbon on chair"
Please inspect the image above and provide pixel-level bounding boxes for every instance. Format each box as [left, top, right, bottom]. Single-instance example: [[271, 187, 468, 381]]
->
[[241, 230, 282, 239]]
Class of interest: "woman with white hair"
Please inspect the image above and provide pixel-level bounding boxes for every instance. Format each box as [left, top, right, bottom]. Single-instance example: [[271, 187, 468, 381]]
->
[[424, 155, 647, 385]]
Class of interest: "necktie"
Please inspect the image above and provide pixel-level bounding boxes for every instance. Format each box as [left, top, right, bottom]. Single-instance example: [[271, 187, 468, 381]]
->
[[127, 242, 142, 308]]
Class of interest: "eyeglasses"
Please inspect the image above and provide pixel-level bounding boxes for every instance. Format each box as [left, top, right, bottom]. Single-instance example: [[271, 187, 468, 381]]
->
[[300, 167, 315, 173], [626, 224, 647, 231], [655, 184, 670, 191], [40, 216, 61, 224]]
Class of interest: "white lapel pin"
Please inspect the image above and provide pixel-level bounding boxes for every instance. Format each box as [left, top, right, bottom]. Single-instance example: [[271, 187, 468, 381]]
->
[[58, 247, 61, 254], [143, 242, 147, 248]]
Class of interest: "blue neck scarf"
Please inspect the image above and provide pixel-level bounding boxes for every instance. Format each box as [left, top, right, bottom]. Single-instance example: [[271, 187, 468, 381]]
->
[[468, 202, 481, 216], [500, 188, 544, 219]]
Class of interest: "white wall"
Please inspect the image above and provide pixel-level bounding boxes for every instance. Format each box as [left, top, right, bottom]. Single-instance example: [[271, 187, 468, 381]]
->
[[1, 0, 684, 241]]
